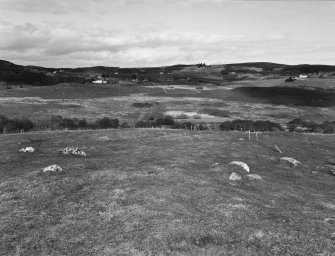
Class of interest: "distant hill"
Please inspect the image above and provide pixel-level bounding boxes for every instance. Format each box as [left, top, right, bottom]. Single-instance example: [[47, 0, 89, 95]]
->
[[281, 64, 335, 75], [1, 59, 335, 85]]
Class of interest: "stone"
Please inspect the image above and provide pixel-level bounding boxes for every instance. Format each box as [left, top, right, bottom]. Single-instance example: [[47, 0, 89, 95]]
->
[[329, 170, 335, 175], [43, 165, 63, 172], [59, 146, 86, 156], [279, 157, 302, 167], [229, 161, 250, 172], [246, 174, 263, 180], [229, 172, 242, 181], [19, 147, 35, 153]]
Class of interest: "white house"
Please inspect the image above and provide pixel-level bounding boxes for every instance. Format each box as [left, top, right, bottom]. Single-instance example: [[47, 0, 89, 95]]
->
[[92, 80, 107, 84]]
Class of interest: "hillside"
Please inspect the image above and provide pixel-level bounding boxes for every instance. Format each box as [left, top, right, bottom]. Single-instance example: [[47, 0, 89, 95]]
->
[[1, 59, 335, 86]]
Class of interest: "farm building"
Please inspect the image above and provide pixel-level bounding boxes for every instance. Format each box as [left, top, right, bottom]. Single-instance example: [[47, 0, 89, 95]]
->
[[92, 80, 107, 84]]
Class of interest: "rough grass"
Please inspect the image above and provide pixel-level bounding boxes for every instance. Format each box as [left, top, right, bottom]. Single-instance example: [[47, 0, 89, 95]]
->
[[0, 129, 334, 255], [1, 83, 335, 126]]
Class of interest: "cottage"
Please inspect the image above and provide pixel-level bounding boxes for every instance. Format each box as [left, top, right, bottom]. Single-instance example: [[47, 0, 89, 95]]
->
[[92, 80, 107, 84]]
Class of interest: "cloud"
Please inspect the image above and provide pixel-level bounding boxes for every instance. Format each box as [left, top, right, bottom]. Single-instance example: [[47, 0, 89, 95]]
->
[[0, 0, 262, 15], [0, 21, 294, 67], [1, 0, 334, 67]]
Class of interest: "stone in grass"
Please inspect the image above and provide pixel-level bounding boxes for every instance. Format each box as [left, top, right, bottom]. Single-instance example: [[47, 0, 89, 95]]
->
[[229, 161, 250, 172], [43, 165, 63, 173], [19, 147, 35, 153], [331, 233, 335, 241], [279, 157, 302, 167], [229, 172, 242, 181], [246, 174, 263, 180], [329, 170, 335, 175], [59, 146, 87, 156]]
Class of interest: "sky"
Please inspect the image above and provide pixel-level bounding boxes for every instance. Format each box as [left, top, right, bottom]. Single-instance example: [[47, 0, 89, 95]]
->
[[0, 0, 335, 68]]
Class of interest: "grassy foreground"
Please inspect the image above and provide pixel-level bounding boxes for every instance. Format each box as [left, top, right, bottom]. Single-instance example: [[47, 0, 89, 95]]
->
[[0, 129, 334, 255]]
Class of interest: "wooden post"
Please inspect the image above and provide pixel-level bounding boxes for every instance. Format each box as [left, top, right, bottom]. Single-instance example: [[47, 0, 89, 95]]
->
[[248, 130, 251, 141], [274, 145, 282, 154], [256, 132, 258, 142]]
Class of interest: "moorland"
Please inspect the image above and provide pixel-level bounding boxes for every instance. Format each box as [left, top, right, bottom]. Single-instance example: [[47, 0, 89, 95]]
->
[[0, 60, 335, 255]]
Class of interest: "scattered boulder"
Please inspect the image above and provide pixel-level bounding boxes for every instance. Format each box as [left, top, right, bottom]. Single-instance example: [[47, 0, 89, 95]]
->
[[19, 147, 35, 153], [229, 161, 250, 172], [229, 172, 242, 181], [42, 165, 63, 172], [211, 162, 219, 168], [279, 157, 302, 167], [59, 146, 86, 156], [331, 233, 335, 241], [246, 174, 263, 180], [330, 170, 335, 175]]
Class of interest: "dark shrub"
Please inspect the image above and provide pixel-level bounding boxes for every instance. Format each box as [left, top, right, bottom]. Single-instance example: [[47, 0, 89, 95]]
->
[[61, 118, 76, 129], [132, 102, 154, 108], [0, 116, 34, 133], [94, 117, 119, 129], [155, 115, 174, 126], [171, 121, 195, 130], [135, 120, 152, 128], [120, 121, 131, 128], [78, 119, 87, 129], [17, 117, 34, 131]]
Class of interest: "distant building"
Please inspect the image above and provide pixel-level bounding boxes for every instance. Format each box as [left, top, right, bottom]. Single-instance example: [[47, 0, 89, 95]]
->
[[92, 80, 107, 84]]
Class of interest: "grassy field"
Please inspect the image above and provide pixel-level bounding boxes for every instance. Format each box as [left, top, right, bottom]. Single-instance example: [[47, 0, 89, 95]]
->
[[1, 129, 334, 255], [1, 83, 334, 126]]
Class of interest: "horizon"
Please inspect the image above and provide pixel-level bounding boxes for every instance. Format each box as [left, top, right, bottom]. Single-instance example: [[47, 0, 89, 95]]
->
[[2, 58, 335, 70], [1, 0, 335, 68]]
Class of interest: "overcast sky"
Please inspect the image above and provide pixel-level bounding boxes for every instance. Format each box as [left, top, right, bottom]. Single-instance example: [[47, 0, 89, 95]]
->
[[0, 0, 335, 68]]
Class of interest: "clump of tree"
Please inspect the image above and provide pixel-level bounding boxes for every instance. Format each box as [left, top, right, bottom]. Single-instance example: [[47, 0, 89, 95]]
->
[[135, 116, 174, 128], [94, 117, 119, 129], [49, 116, 119, 130], [196, 63, 206, 68], [0, 115, 34, 133], [0, 115, 120, 134]]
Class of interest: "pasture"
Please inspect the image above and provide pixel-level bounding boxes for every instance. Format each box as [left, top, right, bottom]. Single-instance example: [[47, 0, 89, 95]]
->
[[1, 129, 334, 255]]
